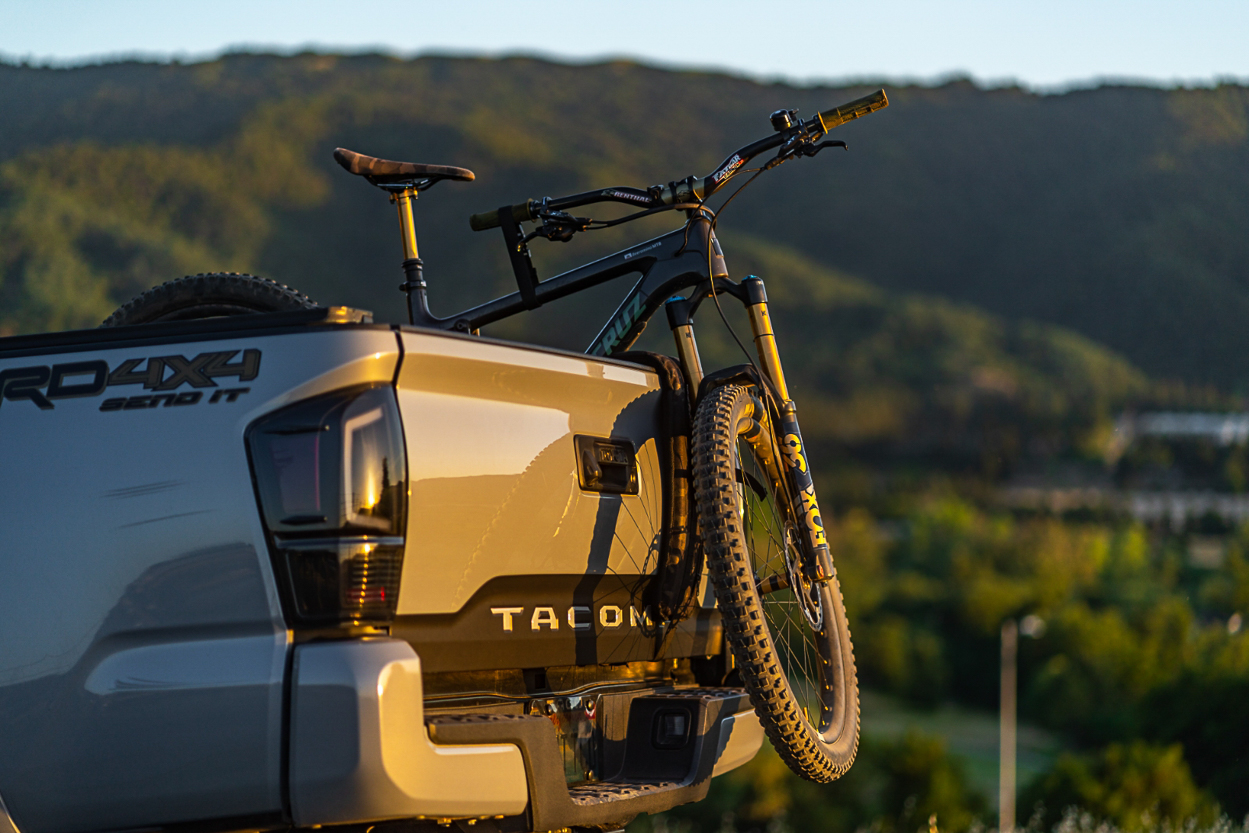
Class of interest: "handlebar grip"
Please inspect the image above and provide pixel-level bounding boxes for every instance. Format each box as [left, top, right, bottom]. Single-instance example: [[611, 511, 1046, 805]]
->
[[469, 200, 536, 231], [816, 89, 889, 133]]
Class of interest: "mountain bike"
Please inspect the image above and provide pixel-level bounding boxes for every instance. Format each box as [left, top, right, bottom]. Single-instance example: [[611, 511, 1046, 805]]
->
[[105, 88, 889, 783]]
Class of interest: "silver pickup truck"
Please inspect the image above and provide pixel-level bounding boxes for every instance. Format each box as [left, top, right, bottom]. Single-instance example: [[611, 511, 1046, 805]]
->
[[0, 86, 891, 833], [0, 309, 761, 833]]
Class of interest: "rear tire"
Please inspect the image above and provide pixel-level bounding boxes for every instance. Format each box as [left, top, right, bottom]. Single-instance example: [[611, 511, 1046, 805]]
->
[[691, 383, 859, 782], [101, 273, 318, 327]]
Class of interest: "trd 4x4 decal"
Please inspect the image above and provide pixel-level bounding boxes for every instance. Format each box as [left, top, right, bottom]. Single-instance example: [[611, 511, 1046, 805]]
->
[[0, 349, 261, 412]]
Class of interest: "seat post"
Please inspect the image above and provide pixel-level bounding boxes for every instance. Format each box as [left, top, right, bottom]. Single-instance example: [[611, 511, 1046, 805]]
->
[[390, 186, 435, 327], [333, 148, 474, 328]]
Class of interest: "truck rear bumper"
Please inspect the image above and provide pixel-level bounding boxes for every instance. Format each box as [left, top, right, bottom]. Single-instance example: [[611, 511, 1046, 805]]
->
[[289, 639, 762, 830], [290, 639, 529, 825]]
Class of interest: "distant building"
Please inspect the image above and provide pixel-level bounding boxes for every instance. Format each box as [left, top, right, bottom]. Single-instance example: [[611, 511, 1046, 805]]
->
[[1118, 412, 1249, 446], [1002, 412, 1249, 531]]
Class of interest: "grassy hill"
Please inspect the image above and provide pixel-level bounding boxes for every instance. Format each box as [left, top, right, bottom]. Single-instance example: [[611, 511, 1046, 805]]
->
[[1, 53, 1247, 391]]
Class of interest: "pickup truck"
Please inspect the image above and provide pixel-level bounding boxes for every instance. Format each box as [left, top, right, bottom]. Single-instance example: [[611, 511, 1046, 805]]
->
[[0, 307, 761, 833]]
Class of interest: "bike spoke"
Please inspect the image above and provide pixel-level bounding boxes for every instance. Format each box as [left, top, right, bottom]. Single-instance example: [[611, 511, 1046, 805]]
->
[[735, 436, 826, 728]]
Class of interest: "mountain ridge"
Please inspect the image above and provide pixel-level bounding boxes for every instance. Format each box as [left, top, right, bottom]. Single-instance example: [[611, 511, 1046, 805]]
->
[[1, 53, 1246, 389]]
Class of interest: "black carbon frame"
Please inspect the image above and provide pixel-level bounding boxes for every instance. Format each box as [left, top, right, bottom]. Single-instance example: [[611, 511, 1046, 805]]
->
[[409, 216, 728, 357]]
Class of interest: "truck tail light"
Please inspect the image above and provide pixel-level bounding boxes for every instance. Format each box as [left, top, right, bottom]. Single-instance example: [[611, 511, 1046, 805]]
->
[[282, 540, 405, 621], [246, 385, 407, 626]]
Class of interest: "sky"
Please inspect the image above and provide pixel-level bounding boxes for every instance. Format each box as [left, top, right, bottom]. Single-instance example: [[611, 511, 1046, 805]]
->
[[0, 0, 1246, 91]]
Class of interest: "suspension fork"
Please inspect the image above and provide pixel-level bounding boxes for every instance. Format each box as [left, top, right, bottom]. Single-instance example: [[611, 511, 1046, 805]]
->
[[666, 280, 835, 583], [741, 276, 836, 584], [667, 290, 781, 487], [664, 296, 705, 393]]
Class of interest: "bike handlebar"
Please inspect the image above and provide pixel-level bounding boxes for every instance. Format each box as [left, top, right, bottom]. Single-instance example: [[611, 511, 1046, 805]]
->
[[813, 89, 889, 134], [470, 201, 537, 232], [469, 89, 889, 232]]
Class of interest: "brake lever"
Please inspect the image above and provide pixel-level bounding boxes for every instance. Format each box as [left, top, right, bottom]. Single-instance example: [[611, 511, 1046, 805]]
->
[[797, 139, 848, 158], [531, 209, 592, 243], [762, 135, 848, 171]]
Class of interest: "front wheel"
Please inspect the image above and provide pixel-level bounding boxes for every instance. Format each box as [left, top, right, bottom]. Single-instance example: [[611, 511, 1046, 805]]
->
[[691, 383, 859, 782]]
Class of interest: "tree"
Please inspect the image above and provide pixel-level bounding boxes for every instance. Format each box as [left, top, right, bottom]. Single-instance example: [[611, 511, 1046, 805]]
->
[[1020, 741, 1219, 831]]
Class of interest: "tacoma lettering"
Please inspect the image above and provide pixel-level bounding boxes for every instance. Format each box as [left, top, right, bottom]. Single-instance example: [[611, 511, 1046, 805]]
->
[[491, 604, 657, 633]]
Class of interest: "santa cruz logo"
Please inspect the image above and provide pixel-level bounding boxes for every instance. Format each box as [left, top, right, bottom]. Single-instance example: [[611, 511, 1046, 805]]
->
[[595, 293, 646, 355], [0, 349, 261, 412]]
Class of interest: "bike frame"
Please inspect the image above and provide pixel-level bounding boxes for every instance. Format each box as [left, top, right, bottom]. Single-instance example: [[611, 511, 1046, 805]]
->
[[392, 201, 836, 586], [400, 204, 725, 354]]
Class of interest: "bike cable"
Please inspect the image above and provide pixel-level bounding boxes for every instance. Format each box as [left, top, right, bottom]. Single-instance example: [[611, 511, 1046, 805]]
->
[[701, 166, 770, 375], [584, 202, 703, 230]]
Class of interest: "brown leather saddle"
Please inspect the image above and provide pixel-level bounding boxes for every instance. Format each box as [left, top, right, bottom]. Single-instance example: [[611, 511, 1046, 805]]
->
[[333, 147, 475, 190]]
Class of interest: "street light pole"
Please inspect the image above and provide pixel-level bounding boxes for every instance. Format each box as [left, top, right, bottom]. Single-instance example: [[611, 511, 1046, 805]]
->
[[999, 618, 1018, 833]]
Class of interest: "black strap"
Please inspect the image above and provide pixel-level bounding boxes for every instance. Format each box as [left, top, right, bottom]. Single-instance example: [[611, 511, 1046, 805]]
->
[[616, 350, 701, 624], [498, 206, 540, 309]]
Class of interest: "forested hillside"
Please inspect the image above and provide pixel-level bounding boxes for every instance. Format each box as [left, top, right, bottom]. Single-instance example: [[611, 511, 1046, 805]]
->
[[1, 53, 1248, 388]]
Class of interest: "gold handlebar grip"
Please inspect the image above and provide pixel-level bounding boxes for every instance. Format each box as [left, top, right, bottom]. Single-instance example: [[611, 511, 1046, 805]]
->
[[815, 89, 889, 134], [469, 200, 537, 231]]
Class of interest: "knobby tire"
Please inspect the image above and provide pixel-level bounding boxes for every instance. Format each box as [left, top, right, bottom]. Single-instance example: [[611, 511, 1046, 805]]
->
[[101, 273, 318, 327], [692, 383, 859, 782]]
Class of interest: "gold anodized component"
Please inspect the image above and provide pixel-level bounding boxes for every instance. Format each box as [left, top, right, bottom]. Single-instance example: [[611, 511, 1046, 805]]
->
[[737, 395, 786, 500], [746, 300, 791, 404], [756, 573, 791, 596], [391, 186, 420, 261]]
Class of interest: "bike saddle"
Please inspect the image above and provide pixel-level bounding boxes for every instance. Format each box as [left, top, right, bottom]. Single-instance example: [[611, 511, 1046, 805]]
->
[[333, 148, 475, 190]]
